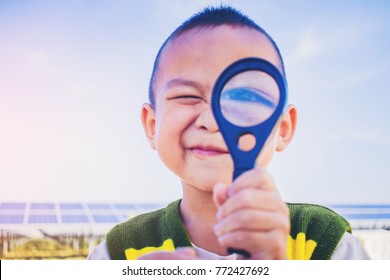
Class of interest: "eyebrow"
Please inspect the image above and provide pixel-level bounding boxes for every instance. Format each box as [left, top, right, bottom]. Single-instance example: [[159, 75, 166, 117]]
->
[[165, 78, 208, 93]]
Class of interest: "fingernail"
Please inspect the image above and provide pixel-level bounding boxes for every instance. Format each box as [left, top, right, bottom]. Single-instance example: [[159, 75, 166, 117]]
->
[[216, 210, 222, 220], [214, 223, 221, 236], [228, 186, 234, 197]]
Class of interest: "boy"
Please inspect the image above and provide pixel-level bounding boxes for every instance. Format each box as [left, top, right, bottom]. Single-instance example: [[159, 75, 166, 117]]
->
[[88, 6, 369, 260]]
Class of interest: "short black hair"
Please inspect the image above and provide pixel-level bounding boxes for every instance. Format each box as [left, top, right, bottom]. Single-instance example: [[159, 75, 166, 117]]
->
[[148, 5, 286, 107]]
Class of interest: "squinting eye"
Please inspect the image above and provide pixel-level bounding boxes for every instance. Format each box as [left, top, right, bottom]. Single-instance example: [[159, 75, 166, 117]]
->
[[171, 95, 204, 104]]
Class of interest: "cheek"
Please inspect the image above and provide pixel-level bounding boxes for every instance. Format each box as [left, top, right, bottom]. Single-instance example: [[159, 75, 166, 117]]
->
[[256, 133, 279, 168], [153, 106, 195, 163], [155, 106, 194, 139], [154, 120, 181, 174], [154, 111, 180, 151]]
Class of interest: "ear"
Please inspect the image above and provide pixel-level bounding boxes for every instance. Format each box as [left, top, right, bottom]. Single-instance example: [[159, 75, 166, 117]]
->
[[140, 103, 157, 150], [276, 104, 297, 152]]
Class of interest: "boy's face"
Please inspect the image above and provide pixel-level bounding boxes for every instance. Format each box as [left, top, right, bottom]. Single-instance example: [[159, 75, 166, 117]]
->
[[143, 25, 284, 190]]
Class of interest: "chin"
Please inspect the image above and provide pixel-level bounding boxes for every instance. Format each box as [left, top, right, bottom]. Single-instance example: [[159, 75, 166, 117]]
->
[[181, 175, 232, 192], [199, 177, 232, 190]]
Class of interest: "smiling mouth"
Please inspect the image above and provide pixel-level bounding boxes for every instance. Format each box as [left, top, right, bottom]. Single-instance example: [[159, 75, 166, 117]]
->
[[190, 146, 229, 156]]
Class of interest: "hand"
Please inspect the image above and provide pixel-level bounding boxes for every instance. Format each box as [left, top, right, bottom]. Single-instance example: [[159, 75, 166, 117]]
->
[[213, 168, 290, 260], [137, 247, 200, 260]]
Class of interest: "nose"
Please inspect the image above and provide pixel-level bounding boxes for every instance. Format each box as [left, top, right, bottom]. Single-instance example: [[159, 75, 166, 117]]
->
[[195, 104, 219, 132]]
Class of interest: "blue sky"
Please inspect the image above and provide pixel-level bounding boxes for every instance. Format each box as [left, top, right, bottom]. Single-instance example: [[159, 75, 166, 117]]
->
[[0, 0, 389, 204]]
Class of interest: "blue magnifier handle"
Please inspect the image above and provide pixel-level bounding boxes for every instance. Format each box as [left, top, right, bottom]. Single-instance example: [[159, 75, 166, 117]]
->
[[211, 57, 287, 259], [233, 167, 250, 181], [228, 168, 252, 258], [227, 248, 251, 258]]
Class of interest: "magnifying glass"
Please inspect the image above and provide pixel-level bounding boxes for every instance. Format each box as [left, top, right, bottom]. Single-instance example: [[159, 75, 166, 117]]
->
[[211, 57, 287, 258]]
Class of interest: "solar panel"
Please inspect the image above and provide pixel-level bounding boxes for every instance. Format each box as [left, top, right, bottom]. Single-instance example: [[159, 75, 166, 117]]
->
[[92, 215, 119, 223], [0, 209, 25, 215], [31, 203, 55, 209], [0, 215, 24, 224], [0, 202, 389, 230], [120, 214, 132, 220], [330, 204, 390, 209], [60, 203, 84, 210], [0, 203, 26, 209], [62, 215, 89, 223], [115, 209, 136, 217], [114, 204, 136, 210], [138, 203, 162, 210], [342, 213, 390, 220], [30, 209, 56, 216], [87, 203, 110, 210], [28, 215, 57, 223], [89, 209, 113, 216]]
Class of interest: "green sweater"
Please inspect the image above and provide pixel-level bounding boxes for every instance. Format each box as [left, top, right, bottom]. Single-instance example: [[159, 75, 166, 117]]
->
[[106, 200, 351, 260]]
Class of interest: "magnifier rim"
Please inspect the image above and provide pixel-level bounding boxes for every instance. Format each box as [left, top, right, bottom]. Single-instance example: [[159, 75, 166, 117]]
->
[[211, 56, 288, 179], [212, 57, 287, 130]]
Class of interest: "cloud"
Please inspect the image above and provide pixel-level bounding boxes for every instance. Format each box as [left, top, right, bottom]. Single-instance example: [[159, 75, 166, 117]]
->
[[286, 24, 361, 65]]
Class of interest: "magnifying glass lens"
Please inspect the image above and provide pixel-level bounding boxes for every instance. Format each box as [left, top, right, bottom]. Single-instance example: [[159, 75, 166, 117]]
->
[[220, 70, 280, 127]]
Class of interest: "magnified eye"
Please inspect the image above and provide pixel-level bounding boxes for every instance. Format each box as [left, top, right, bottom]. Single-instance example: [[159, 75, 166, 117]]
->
[[221, 87, 276, 109], [220, 87, 276, 126], [218, 66, 281, 127]]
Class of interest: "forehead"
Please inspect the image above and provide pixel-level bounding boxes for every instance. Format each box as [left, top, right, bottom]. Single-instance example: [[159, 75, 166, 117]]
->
[[155, 25, 280, 97]]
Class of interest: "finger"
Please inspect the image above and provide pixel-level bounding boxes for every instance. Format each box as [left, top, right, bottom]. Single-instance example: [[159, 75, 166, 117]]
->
[[137, 247, 198, 260], [214, 209, 290, 236], [213, 182, 229, 209], [229, 168, 276, 196], [217, 230, 288, 260], [175, 247, 198, 257], [217, 189, 289, 219]]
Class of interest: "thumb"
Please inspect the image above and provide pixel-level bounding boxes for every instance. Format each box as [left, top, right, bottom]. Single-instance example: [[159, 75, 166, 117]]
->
[[212, 182, 229, 209], [175, 247, 197, 257]]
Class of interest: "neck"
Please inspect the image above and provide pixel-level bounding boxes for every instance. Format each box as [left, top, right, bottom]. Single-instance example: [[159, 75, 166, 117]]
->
[[179, 182, 227, 256]]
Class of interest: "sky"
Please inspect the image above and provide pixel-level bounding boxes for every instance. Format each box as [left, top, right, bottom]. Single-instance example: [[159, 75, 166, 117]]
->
[[0, 0, 389, 205]]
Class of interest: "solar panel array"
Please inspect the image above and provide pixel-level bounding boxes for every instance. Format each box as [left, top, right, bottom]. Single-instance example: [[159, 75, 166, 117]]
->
[[0, 202, 163, 225], [1, 202, 389, 229], [328, 204, 390, 229]]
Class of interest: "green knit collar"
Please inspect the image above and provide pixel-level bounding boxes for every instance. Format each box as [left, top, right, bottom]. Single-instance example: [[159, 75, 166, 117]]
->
[[164, 200, 192, 248]]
